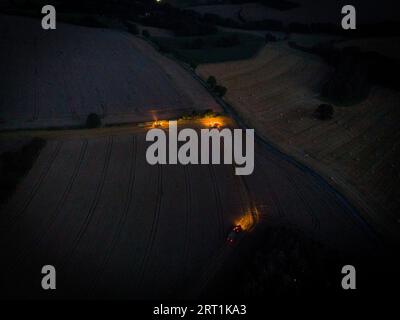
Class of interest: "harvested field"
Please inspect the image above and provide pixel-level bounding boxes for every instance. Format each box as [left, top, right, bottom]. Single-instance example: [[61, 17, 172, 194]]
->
[[197, 43, 400, 242], [189, 1, 400, 24], [0, 123, 379, 298], [0, 14, 219, 130]]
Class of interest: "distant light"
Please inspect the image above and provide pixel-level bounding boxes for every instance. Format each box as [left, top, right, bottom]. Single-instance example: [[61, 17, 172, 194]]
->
[[156, 0, 162, 3]]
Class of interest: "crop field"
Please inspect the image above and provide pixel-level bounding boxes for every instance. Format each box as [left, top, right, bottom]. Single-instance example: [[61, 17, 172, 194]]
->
[[151, 32, 265, 65], [0, 14, 218, 130], [197, 43, 400, 242], [0, 122, 378, 298], [0, 8, 397, 299], [188, 0, 399, 24]]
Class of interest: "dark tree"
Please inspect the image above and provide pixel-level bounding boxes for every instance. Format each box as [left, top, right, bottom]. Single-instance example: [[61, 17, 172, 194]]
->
[[265, 33, 277, 43], [125, 21, 139, 35], [314, 104, 334, 120], [206, 76, 217, 89], [142, 29, 150, 38], [216, 34, 240, 48], [214, 85, 227, 97], [86, 113, 102, 128]]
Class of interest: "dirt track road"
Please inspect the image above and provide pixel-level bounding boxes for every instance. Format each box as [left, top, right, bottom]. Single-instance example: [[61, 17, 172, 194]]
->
[[0, 124, 379, 299]]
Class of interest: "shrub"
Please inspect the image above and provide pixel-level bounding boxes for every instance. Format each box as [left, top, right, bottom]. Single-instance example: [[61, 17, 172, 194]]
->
[[186, 38, 205, 50], [214, 85, 227, 97], [86, 113, 102, 128], [265, 33, 277, 43], [190, 62, 198, 70], [203, 109, 216, 117], [216, 34, 240, 48], [314, 104, 334, 120], [158, 45, 170, 54], [125, 22, 139, 35], [206, 76, 217, 89], [142, 29, 150, 38]]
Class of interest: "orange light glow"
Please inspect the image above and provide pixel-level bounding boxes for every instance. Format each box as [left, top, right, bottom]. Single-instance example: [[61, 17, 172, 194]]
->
[[152, 120, 168, 128], [234, 209, 258, 231], [201, 116, 225, 129]]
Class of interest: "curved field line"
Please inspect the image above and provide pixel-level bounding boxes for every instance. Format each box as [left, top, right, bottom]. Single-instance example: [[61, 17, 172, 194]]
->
[[269, 160, 321, 230], [208, 165, 224, 240], [256, 150, 320, 230], [267, 152, 365, 228], [179, 165, 192, 291], [236, 171, 260, 227], [191, 245, 230, 298], [193, 168, 256, 298], [2, 141, 63, 233], [91, 136, 137, 292], [258, 177, 286, 220], [8, 140, 88, 271], [248, 160, 286, 220], [137, 164, 163, 290], [188, 165, 227, 297], [59, 137, 114, 271]]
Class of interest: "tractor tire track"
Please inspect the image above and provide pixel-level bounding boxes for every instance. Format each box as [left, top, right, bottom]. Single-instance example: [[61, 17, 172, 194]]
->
[[236, 172, 259, 228], [91, 136, 137, 292], [208, 165, 224, 241], [194, 168, 255, 298], [273, 162, 321, 230], [178, 165, 192, 294], [9, 140, 88, 272], [257, 150, 320, 230], [268, 153, 359, 228], [2, 141, 63, 233], [191, 245, 229, 299], [251, 158, 286, 221], [137, 164, 163, 290], [59, 137, 114, 271], [190, 165, 228, 297]]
